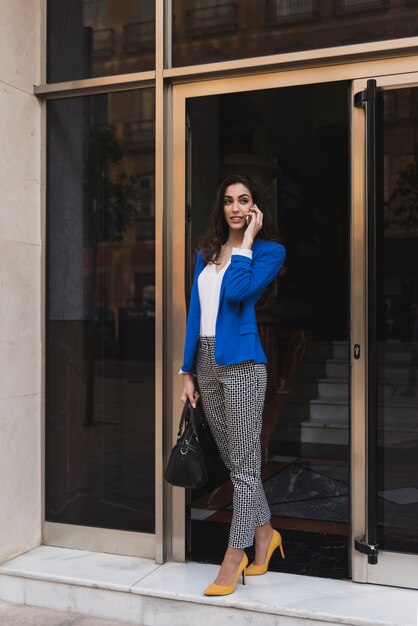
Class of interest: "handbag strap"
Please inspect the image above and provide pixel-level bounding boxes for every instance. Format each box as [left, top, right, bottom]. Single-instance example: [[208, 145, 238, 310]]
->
[[176, 399, 199, 440]]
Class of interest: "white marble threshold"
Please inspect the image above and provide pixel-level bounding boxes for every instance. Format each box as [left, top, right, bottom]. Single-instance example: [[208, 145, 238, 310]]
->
[[0, 546, 417, 626]]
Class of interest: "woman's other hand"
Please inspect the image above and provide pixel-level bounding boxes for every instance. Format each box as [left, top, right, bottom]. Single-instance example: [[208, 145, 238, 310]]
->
[[181, 374, 200, 407]]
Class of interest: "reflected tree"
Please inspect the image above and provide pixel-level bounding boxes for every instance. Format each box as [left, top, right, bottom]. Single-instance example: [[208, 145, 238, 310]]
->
[[387, 146, 418, 233], [84, 124, 137, 426]]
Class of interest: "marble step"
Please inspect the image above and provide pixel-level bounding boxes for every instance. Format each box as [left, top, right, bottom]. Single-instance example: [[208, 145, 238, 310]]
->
[[377, 365, 418, 382], [292, 378, 349, 399], [274, 419, 348, 446], [305, 341, 349, 360], [382, 352, 417, 364], [277, 394, 418, 446], [292, 378, 418, 400], [298, 358, 417, 381], [298, 359, 349, 379], [283, 397, 349, 422], [0, 546, 416, 626], [304, 341, 414, 363], [283, 396, 418, 425], [275, 420, 415, 448]]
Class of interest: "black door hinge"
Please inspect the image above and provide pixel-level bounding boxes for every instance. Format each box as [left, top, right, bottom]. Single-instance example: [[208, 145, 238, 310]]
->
[[354, 536, 379, 565]]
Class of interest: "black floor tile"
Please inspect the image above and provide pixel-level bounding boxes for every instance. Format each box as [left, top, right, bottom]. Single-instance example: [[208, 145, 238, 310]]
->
[[188, 520, 349, 580]]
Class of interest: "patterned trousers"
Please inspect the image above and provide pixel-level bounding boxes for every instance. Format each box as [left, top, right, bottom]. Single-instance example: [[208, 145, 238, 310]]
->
[[196, 336, 271, 548]]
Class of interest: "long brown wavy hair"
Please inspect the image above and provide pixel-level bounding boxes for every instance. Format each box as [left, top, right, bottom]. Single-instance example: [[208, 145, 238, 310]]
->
[[199, 174, 280, 264]]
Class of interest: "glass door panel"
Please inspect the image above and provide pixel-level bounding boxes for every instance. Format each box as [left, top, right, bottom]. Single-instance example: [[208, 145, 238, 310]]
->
[[45, 89, 156, 554], [377, 86, 418, 555], [352, 75, 418, 587], [185, 82, 351, 579]]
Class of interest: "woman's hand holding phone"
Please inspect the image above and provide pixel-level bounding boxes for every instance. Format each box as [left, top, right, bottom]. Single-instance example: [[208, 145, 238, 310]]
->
[[245, 204, 263, 240]]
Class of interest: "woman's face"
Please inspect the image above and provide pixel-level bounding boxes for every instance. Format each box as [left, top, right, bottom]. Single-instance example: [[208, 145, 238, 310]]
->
[[223, 183, 253, 232]]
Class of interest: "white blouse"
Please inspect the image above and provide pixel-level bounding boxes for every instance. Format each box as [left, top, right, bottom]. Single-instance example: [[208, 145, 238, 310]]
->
[[198, 247, 253, 337], [198, 261, 230, 336]]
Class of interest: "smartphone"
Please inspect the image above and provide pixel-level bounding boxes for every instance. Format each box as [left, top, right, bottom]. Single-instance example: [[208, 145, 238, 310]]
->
[[246, 205, 256, 225]]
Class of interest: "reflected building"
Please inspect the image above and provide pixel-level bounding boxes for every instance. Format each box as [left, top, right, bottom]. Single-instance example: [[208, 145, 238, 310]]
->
[[172, 0, 418, 65]]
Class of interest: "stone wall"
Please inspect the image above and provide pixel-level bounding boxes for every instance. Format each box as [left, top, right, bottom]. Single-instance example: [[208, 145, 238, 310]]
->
[[0, 1, 42, 562]]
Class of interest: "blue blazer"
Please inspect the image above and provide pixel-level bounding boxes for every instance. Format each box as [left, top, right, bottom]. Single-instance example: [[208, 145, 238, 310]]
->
[[181, 239, 286, 374]]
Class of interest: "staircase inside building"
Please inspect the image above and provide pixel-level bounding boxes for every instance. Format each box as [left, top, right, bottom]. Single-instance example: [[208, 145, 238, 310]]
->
[[277, 340, 350, 450], [276, 340, 417, 451]]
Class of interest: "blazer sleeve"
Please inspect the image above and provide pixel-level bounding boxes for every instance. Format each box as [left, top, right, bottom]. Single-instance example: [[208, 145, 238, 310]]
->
[[223, 242, 286, 303], [180, 251, 204, 374]]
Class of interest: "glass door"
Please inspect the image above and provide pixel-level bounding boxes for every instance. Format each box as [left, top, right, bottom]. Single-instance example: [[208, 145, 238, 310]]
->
[[172, 74, 352, 579], [352, 74, 418, 588]]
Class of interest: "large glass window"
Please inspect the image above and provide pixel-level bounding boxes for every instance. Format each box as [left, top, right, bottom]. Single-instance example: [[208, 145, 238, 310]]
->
[[46, 89, 155, 533], [377, 87, 418, 555], [47, 1, 155, 82], [172, 0, 418, 67]]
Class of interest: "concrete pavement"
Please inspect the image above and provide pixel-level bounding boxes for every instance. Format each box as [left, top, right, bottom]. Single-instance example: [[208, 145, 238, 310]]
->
[[0, 600, 139, 626]]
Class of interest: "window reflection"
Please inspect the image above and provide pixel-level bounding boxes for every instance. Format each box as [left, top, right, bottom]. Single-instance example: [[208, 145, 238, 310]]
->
[[83, 0, 108, 27], [47, 0, 155, 82], [46, 89, 155, 533], [186, 2, 239, 35], [266, 0, 318, 24], [335, 0, 388, 13], [173, 0, 418, 67]]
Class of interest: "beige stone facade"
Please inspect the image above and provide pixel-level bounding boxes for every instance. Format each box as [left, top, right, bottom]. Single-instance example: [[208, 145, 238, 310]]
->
[[0, 0, 42, 563]]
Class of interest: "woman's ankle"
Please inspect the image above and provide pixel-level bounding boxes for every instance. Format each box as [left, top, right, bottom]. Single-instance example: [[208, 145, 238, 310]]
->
[[255, 523, 273, 540], [225, 546, 244, 560]]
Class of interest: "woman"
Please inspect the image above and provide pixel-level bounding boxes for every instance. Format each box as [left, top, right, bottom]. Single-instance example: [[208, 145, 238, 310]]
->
[[180, 174, 286, 596]]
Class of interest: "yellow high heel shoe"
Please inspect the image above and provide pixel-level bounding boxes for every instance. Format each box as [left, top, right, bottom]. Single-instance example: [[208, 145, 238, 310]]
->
[[245, 529, 285, 576], [203, 552, 248, 596]]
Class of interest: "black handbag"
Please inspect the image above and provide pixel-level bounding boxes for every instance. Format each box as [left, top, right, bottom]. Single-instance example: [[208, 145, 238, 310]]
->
[[165, 400, 214, 489]]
